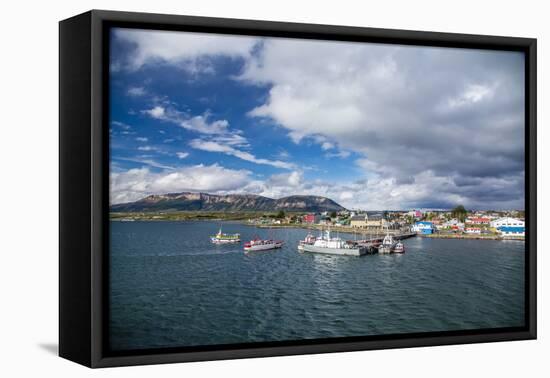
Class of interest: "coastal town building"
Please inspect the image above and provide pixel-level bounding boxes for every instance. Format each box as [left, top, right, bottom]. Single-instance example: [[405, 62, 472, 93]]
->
[[365, 213, 386, 229], [465, 227, 481, 234], [466, 217, 491, 225], [407, 210, 423, 219], [350, 213, 387, 230], [349, 215, 367, 228], [412, 221, 435, 234], [303, 213, 321, 224], [490, 217, 524, 229], [497, 226, 525, 237]]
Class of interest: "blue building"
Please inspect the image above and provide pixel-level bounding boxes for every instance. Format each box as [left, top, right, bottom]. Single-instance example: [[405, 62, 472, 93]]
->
[[412, 221, 435, 234], [497, 226, 525, 236]]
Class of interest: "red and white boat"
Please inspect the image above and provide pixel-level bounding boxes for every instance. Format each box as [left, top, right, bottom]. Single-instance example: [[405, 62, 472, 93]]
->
[[393, 241, 406, 253], [244, 238, 284, 252], [297, 233, 318, 252]]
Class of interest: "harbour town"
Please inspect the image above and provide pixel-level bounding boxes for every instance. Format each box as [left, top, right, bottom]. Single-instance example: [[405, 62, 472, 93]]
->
[[104, 29, 528, 352], [111, 200, 525, 260], [112, 204, 525, 242]]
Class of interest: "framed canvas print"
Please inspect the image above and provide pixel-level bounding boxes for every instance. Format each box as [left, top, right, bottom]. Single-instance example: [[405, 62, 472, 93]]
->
[[59, 10, 537, 368]]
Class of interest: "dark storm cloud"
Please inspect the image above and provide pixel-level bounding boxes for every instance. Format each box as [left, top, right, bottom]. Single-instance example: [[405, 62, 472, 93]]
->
[[112, 30, 526, 209]]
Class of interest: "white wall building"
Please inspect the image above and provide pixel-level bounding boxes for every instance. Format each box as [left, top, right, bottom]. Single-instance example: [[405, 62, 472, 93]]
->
[[465, 227, 481, 234], [490, 217, 525, 229]]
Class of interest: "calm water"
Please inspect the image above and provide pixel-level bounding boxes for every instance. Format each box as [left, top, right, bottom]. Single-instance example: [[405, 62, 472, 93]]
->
[[110, 221, 525, 351]]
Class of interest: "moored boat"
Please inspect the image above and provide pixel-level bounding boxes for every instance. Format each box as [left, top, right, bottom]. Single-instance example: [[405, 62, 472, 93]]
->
[[244, 238, 284, 252], [393, 241, 405, 253], [301, 229, 366, 256], [378, 233, 397, 254], [297, 232, 317, 252], [210, 228, 240, 244]]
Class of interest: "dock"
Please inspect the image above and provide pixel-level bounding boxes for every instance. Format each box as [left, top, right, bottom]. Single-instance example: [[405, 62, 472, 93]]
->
[[352, 232, 416, 253], [355, 232, 416, 245]]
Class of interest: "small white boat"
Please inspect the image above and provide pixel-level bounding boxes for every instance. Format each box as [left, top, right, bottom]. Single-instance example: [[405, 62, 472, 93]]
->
[[378, 233, 396, 254], [393, 241, 405, 253], [210, 227, 240, 244], [244, 238, 284, 252]]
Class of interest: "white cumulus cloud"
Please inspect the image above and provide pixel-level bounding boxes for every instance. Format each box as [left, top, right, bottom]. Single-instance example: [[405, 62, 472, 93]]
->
[[113, 28, 257, 72], [110, 164, 252, 204], [189, 139, 296, 170]]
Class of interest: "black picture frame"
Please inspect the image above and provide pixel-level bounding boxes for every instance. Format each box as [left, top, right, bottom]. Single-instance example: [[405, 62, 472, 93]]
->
[[59, 9, 537, 368]]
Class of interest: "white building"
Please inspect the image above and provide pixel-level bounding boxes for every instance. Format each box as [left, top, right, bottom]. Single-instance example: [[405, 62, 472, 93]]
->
[[490, 217, 524, 229], [465, 227, 481, 234]]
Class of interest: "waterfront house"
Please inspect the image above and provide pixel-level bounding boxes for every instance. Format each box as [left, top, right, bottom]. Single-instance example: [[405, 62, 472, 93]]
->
[[465, 227, 481, 234], [303, 213, 321, 224], [350, 213, 388, 230], [412, 221, 435, 234], [365, 213, 387, 230], [490, 217, 525, 229], [497, 226, 525, 237], [350, 214, 367, 228], [407, 210, 423, 219], [466, 217, 491, 225]]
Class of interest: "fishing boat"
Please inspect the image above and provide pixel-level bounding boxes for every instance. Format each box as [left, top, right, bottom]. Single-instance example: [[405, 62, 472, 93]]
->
[[393, 241, 405, 253], [301, 229, 366, 256], [210, 227, 240, 244], [297, 232, 317, 252], [378, 233, 397, 254], [244, 238, 284, 252]]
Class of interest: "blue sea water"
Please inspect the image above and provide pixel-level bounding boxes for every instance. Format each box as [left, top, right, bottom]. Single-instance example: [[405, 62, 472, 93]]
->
[[109, 221, 525, 351]]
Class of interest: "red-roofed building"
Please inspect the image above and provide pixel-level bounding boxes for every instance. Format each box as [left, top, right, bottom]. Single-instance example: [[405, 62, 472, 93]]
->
[[303, 213, 320, 224], [466, 217, 490, 225], [465, 227, 481, 234]]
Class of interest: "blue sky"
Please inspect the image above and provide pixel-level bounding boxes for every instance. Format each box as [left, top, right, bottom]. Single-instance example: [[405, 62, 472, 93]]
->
[[109, 28, 525, 210]]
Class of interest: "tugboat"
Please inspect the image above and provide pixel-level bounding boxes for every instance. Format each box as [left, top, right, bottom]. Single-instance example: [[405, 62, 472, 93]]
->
[[210, 227, 240, 244], [393, 240, 405, 253], [297, 232, 318, 252], [244, 238, 284, 252], [301, 229, 366, 256], [378, 233, 397, 254]]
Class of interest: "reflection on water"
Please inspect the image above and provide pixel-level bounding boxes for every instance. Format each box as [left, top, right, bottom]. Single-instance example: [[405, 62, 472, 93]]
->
[[110, 221, 525, 351]]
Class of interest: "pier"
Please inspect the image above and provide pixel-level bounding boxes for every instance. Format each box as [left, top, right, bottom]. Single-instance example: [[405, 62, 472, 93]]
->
[[352, 232, 416, 253], [355, 232, 416, 244]]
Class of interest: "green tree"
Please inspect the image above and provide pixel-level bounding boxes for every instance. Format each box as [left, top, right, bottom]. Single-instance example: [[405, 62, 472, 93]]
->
[[330, 211, 337, 218], [451, 205, 468, 222], [276, 210, 285, 219]]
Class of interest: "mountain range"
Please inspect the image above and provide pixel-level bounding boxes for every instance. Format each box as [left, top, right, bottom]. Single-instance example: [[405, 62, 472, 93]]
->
[[110, 192, 346, 213]]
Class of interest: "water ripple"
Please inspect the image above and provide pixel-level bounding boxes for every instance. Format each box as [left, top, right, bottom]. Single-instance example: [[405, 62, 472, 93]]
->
[[110, 221, 525, 350]]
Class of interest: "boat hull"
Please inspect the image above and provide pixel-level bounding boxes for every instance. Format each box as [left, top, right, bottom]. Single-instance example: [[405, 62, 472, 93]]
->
[[378, 246, 393, 254], [301, 244, 366, 256], [211, 238, 240, 244], [244, 242, 283, 252]]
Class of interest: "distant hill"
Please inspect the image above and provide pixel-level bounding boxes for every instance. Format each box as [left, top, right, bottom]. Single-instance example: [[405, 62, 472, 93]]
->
[[110, 192, 346, 213]]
